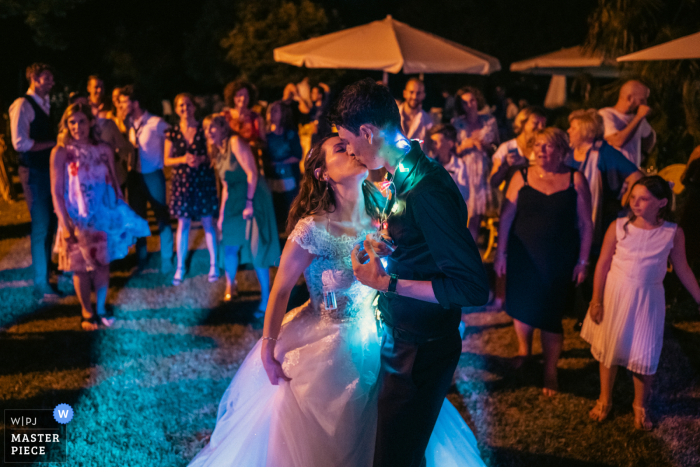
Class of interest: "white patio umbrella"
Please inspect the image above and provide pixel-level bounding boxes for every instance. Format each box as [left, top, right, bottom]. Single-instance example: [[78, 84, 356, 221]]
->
[[617, 31, 700, 61], [273, 15, 500, 83], [510, 46, 619, 108]]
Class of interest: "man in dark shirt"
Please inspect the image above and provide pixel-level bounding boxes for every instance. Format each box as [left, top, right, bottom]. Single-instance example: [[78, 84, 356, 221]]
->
[[330, 78, 489, 467]]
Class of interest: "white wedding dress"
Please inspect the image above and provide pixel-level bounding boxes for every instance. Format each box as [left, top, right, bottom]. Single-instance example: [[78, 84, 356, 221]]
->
[[189, 217, 486, 467]]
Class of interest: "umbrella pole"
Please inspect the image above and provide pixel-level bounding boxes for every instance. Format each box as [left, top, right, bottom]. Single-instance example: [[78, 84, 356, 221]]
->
[[382, 71, 389, 85]]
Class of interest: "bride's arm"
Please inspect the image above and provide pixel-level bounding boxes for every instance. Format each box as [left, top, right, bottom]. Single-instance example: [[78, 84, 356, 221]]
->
[[261, 240, 314, 385]]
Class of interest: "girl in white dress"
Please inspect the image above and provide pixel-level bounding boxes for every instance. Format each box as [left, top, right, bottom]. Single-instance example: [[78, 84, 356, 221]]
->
[[188, 135, 487, 466], [581, 176, 700, 430]]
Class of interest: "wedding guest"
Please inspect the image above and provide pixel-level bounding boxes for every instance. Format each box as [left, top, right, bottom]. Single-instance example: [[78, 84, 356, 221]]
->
[[50, 103, 149, 330], [264, 101, 302, 234], [599, 80, 656, 167], [452, 86, 500, 240], [205, 114, 279, 310], [581, 176, 700, 430], [223, 79, 266, 144], [490, 106, 547, 189], [309, 83, 332, 144], [87, 75, 107, 117], [566, 108, 643, 331], [69, 92, 132, 191], [105, 87, 128, 134], [566, 109, 643, 246], [9, 63, 59, 298], [428, 124, 469, 203], [399, 78, 432, 149], [164, 93, 219, 285], [495, 128, 592, 396], [118, 85, 174, 273]]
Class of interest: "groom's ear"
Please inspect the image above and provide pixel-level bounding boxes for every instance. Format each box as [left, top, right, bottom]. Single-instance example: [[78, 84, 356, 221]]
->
[[359, 124, 377, 145]]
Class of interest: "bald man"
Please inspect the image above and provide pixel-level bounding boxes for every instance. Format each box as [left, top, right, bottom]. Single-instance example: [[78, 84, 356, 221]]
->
[[598, 80, 656, 167], [399, 78, 433, 149]]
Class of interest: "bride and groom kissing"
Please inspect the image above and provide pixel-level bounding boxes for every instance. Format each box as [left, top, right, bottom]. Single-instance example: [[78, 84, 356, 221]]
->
[[189, 78, 490, 467]]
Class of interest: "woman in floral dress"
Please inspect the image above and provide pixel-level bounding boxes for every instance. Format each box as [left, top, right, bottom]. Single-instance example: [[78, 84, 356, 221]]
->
[[50, 103, 150, 331]]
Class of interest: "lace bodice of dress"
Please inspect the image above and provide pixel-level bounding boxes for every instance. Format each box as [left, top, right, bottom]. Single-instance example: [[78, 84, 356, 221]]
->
[[288, 216, 378, 322]]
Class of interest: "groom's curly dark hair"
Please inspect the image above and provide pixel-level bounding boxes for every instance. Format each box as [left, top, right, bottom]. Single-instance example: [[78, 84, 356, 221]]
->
[[328, 78, 401, 135]]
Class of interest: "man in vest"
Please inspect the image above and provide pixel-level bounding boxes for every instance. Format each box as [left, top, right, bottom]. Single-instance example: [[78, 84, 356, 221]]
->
[[9, 63, 60, 299]]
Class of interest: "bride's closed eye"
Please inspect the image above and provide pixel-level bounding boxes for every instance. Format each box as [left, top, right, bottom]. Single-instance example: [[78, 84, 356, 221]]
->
[[332, 142, 347, 154]]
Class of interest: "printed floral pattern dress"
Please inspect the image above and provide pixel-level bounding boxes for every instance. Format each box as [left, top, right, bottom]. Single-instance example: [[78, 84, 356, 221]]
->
[[166, 123, 219, 219], [55, 143, 150, 272]]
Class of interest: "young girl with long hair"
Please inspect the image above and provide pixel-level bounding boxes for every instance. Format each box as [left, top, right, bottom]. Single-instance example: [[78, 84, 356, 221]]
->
[[581, 176, 700, 430]]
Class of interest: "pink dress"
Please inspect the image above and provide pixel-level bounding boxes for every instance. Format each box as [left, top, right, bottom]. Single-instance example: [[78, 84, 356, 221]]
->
[[581, 218, 677, 375], [55, 143, 150, 272]]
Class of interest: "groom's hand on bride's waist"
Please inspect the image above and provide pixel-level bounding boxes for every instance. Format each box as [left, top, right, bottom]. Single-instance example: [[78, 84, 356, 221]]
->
[[351, 237, 391, 292]]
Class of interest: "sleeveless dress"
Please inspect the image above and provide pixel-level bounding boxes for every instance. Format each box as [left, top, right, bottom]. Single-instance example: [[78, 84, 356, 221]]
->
[[54, 143, 151, 272], [581, 219, 677, 375], [506, 167, 580, 334], [216, 139, 280, 268], [166, 123, 219, 219], [188, 217, 486, 467]]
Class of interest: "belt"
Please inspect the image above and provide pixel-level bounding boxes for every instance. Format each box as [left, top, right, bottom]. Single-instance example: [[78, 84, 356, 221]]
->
[[382, 323, 453, 345]]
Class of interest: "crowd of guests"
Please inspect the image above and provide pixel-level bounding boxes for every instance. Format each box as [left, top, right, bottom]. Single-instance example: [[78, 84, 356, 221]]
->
[[8, 62, 700, 431]]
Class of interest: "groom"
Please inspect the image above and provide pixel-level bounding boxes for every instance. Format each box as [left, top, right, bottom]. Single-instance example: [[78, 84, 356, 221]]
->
[[332, 78, 489, 466]]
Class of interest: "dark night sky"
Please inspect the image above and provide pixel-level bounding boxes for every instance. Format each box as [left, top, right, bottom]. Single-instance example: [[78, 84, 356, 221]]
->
[[0, 0, 597, 111]]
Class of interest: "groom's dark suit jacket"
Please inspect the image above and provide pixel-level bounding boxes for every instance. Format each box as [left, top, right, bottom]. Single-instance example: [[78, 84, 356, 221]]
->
[[378, 140, 489, 338]]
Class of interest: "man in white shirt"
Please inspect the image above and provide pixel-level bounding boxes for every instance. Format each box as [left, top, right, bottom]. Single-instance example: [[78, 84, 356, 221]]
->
[[399, 78, 432, 150], [118, 85, 173, 273], [87, 75, 107, 117], [598, 80, 656, 167], [9, 63, 59, 298]]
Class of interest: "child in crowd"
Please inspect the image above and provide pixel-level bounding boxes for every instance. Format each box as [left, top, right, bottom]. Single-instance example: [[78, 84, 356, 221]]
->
[[581, 176, 700, 430]]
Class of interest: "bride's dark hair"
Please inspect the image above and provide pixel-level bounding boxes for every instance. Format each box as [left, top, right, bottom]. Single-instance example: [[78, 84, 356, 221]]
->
[[286, 134, 383, 233]]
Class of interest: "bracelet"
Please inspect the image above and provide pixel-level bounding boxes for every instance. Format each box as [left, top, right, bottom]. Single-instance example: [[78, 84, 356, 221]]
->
[[262, 336, 277, 342]]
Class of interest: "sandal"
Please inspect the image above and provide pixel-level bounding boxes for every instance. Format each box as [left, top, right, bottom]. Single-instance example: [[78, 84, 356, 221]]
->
[[96, 307, 115, 327], [81, 313, 99, 331], [633, 404, 653, 431], [589, 400, 613, 422], [208, 265, 220, 283], [172, 268, 184, 286], [223, 281, 238, 302]]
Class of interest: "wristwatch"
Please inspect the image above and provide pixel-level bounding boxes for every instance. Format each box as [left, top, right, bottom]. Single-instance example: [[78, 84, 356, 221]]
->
[[383, 273, 399, 298]]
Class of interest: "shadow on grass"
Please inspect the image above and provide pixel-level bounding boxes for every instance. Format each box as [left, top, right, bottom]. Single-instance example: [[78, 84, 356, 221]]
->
[[485, 447, 618, 467], [0, 221, 30, 240]]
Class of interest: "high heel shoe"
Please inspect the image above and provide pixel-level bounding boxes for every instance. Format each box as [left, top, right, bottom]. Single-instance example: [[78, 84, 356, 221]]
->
[[172, 268, 184, 286], [633, 404, 653, 431], [589, 400, 613, 422]]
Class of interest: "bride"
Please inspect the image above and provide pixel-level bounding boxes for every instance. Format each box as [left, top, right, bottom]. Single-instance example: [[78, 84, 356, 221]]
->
[[188, 135, 486, 467]]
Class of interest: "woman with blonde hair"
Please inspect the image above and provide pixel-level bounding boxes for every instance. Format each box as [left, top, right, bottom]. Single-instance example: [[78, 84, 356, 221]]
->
[[50, 103, 149, 330], [490, 106, 547, 188], [204, 114, 279, 309], [495, 128, 593, 395], [165, 93, 219, 286]]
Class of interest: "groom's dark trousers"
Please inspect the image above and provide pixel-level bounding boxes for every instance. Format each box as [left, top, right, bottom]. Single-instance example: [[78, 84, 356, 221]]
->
[[373, 141, 488, 467]]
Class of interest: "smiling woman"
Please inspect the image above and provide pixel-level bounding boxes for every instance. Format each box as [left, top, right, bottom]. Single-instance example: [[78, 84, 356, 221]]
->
[[50, 103, 150, 331]]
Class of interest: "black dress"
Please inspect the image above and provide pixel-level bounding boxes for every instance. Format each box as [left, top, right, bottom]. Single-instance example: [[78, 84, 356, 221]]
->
[[166, 123, 219, 220], [506, 167, 580, 334]]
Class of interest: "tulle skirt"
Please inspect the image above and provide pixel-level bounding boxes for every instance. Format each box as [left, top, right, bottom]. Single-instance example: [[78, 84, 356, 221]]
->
[[189, 302, 486, 467]]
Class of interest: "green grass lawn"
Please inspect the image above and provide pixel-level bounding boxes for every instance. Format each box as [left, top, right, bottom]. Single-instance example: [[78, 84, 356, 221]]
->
[[1, 197, 699, 467]]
